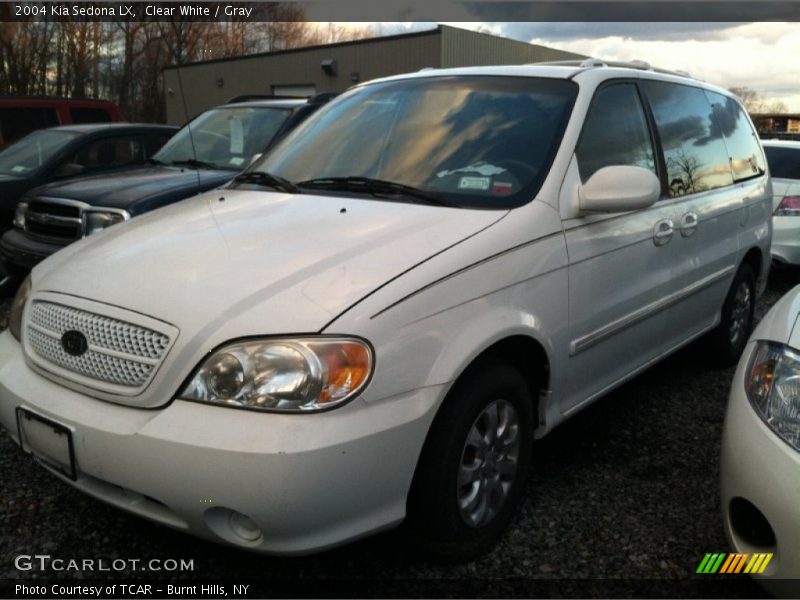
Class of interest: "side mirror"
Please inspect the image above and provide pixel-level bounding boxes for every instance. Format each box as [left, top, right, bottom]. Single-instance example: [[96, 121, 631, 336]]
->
[[249, 153, 263, 166], [53, 163, 86, 179], [578, 165, 660, 213]]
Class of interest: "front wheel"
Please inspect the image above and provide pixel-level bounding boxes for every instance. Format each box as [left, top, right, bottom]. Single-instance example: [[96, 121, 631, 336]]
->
[[705, 264, 756, 366], [405, 364, 534, 561]]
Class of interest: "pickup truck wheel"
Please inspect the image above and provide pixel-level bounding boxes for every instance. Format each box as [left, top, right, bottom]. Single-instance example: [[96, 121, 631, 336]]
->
[[405, 364, 534, 561], [705, 264, 755, 366]]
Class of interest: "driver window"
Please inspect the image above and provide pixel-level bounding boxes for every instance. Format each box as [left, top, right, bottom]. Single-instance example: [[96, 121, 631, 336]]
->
[[576, 83, 656, 183]]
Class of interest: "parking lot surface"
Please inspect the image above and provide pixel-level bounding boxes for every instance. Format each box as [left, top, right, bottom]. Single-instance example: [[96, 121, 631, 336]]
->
[[3, 270, 798, 597]]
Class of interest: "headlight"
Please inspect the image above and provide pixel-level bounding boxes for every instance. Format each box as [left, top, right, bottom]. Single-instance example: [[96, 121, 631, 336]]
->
[[13, 201, 28, 229], [179, 337, 373, 412], [85, 210, 127, 236], [746, 341, 800, 451], [9, 275, 31, 341]]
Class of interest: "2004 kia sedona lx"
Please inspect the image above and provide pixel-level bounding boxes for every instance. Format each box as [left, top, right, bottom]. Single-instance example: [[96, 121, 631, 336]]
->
[[0, 61, 771, 558]]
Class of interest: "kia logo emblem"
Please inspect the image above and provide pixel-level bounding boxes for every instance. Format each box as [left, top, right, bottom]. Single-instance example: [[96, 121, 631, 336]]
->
[[61, 330, 88, 356]]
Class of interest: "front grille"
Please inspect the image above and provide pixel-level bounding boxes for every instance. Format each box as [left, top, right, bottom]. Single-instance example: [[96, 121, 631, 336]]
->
[[24, 220, 80, 240], [28, 201, 80, 218], [24, 200, 83, 241], [26, 301, 171, 389]]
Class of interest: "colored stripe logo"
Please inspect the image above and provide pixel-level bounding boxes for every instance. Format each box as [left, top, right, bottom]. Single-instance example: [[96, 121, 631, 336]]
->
[[696, 553, 773, 574]]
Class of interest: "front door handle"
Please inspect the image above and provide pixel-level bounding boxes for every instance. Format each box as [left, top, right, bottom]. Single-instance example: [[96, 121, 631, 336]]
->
[[653, 219, 674, 246], [680, 211, 698, 237]]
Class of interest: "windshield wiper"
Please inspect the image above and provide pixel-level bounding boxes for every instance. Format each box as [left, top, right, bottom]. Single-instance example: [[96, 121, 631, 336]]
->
[[171, 158, 218, 170], [145, 157, 164, 166], [297, 176, 455, 207], [234, 171, 299, 194]]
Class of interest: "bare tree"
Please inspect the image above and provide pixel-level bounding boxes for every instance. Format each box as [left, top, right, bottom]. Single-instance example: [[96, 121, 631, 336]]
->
[[729, 86, 788, 114], [667, 149, 702, 196], [0, 20, 53, 94], [303, 23, 376, 45], [0, 17, 376, 122]]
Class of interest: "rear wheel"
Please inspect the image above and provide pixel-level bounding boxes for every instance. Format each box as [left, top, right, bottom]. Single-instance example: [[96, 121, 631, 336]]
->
[[705, 264, 755, 366], [405, 363, 534, 561]]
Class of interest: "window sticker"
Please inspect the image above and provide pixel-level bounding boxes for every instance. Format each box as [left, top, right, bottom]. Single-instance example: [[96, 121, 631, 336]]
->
[[229, 117, 244, 154], [11, 165, 26, 173], [438, 162, 506, 178], [458, 176, 491, 191], [229, 156, 245, 167], [492, 181, 514, 196]]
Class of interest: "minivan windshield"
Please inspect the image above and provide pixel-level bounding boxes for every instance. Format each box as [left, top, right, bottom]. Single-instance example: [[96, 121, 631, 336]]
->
[[155, 106, 291, 171], [0, 129, 78, 176], [250, 76, 577, 209]]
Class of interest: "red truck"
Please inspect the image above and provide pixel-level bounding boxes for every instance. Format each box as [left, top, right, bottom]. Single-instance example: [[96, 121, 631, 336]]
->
[[0, 97, 125, 147]]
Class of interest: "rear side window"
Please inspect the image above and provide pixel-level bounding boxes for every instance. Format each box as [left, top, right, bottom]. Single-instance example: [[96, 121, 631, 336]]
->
[[71, 136, 147, 170], [0, 107, 59, 146], [705, 91, 766, 182], [576, 83, 656, 182], [764, 146, 800, 180], [69, 108, 112, 124], [643, 81, 733, 197]]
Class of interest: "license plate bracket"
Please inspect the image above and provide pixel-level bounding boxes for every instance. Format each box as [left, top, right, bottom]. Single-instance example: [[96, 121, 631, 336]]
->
[[15, 408, 76, 481]]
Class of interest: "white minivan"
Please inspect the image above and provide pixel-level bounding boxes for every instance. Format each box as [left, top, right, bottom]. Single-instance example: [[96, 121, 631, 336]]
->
[[1, 61, 771, 559]]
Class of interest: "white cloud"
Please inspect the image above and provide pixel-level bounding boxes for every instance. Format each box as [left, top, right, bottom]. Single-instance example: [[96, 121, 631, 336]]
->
[[531, 22, 800, 111], [330, 21, 800, 112]]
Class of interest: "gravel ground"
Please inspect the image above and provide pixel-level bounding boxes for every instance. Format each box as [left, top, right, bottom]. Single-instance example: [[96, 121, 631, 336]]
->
[[1, 273, 799, 598]]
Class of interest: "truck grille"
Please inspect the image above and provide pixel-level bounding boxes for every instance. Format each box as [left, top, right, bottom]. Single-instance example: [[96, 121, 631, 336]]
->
[[26, 301, 172, 389], [25, 201, 83, 241]]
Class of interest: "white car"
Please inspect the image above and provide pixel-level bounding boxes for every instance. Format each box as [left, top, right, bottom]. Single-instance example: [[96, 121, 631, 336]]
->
[[762, 140, 800, 266], [1, 60, 771, 559], [721, 284, 800, 589]]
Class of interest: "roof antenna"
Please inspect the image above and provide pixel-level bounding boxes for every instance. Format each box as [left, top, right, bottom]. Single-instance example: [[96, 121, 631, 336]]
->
[[175, 64, 202, 193]]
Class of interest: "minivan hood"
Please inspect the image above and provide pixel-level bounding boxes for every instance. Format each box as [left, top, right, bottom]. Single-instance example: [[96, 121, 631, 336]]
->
[[35, 190, 505, 338], [30, 166, 234, 211]]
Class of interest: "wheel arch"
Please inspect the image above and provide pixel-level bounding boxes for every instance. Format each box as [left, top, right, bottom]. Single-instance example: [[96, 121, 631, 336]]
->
[[453, 335, 550, 416], [424, 332, 553, 444], [741, 246, 764, 283]]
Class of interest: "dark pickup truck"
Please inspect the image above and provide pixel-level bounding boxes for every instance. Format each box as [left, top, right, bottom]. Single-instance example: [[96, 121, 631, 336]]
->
[[0, 123, 176, 227], [1, 95, 331, 285]]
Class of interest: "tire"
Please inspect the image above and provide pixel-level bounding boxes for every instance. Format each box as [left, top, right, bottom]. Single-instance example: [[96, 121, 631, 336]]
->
[[704, 263, 756, 367], [0, 262, 20, 298], [405, 363, 534, 561]]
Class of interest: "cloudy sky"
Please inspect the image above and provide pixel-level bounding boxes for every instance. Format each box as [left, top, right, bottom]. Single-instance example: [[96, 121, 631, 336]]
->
[[352, 22, 800, 111]]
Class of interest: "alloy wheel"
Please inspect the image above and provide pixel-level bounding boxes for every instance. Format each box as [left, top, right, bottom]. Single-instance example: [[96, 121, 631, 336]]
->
[[457, 399, 521, 528], [729, 281, 752, 348]]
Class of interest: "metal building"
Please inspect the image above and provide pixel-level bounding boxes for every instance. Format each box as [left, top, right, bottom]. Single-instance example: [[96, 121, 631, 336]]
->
[[163, 24, 586, 124]]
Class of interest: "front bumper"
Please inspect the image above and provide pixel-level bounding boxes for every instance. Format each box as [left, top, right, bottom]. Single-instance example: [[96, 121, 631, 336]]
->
[[721, 342, 800, 584], [0, 331, 443, 554], [771, 216, 800, 266], [0, 228, 66, 270]]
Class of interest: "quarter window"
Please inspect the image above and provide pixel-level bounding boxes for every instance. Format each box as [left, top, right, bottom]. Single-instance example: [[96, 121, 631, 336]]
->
[[576, 83, 656, 183], [705, 91, 766, 182], [643, 81, 734, 197]]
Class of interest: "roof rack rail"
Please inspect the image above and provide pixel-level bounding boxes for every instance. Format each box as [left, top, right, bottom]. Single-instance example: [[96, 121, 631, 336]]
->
[[307, 92, 337, 105], [533, 58, 695, 80], [226, 93, 337, 105], [226, 94, 302, 103]]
